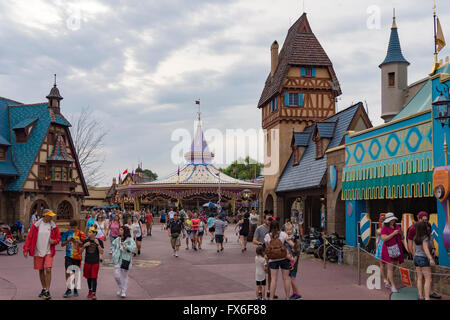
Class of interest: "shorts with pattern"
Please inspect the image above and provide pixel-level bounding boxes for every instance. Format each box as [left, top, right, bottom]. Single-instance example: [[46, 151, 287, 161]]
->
[[171, 234, 181, 247]]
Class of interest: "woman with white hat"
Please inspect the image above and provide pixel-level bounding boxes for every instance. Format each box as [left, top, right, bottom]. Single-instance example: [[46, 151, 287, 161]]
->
[[381, 212, 404, 293]]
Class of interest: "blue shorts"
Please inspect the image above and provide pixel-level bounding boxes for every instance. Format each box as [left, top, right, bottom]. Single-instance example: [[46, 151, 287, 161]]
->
[[269, 259, 290, 270], [198, 231, 204, 237], [414, 256, 430, 268]]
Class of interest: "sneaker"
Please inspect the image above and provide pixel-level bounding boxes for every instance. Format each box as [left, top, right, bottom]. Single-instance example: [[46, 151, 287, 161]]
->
[[175, 252, 179, 257], [133, 253, 137, 257], [430, 292, 442, 299], [42, 290, 52, 300], [256, 297, 262, 300], [391, 287, 398, 293], [73, 289, 79, 297], [293, 293, 302, 300], [217, 250, 220, 253], [198, 246, 201, 250], [38, 289, 46, 298], [63, 288, 72, 298], [186, 247, 189, 250], [87, 290, 93, 299], [220, 247, 224, 251], [138, 250, 141, 255], [210, 239, 214, 243], [384, 282, 391, 289], [117, 290, 122, 297], [91, 293, 97, 300], [193, 247, 197, 251], [121, 292, 126, 298]]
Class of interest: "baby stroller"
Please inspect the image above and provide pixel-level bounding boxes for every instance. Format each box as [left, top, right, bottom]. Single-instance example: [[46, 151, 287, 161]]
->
[[0, 224, 18, 255]]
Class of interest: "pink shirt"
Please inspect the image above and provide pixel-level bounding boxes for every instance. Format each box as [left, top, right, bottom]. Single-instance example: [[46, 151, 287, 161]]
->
[[381, 225, 404, 264], [109, 221, 120, 238]]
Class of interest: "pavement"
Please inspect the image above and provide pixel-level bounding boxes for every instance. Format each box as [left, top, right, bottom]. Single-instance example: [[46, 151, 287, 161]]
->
[[0, 223, 426, 300]]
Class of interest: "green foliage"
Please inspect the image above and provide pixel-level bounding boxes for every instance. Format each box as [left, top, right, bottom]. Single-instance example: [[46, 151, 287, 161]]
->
[[219, 156, 263, 181], [143, 169, 158, 181]]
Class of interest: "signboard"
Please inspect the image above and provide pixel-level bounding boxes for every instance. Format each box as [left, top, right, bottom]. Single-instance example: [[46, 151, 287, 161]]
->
[[399, 267, 412, 287]]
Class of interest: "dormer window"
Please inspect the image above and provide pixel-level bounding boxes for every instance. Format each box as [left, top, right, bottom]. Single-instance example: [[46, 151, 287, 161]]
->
[[13, 118, 37, 144], [0, 147, 6, 161]]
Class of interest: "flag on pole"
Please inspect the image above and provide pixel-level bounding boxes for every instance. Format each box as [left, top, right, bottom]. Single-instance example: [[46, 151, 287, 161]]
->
[[177, 166, 180, 176], [122, 169, 128, 175], [436, 17, 446, 52], [118, 173, 121, 182], [195, 100, 200, 104]]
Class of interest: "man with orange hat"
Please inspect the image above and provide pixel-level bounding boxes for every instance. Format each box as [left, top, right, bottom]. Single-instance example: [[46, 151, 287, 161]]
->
[[23, 209, 61, 300]]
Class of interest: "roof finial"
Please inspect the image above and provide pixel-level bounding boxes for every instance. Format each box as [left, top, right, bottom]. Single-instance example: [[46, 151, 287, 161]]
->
[[392, 8, 397, 29], [54, 74, 57, 87], [196, 99, 201, 121]]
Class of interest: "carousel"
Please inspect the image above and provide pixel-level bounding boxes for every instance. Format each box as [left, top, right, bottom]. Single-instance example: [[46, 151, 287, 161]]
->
[[115, 114, 262, 213]]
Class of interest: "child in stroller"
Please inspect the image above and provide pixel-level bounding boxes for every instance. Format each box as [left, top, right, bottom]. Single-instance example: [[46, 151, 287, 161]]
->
[[0, 224, 18, 255]]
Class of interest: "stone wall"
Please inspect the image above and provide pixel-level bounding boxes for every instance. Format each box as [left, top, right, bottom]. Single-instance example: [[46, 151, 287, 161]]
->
[[343, 245, 450, 295]]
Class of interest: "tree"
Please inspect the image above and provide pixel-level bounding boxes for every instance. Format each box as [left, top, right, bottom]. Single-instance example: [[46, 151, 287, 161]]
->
[[219, 156, 263, 181], [70, 107, 108, 187], [143, 169, 158, 181]]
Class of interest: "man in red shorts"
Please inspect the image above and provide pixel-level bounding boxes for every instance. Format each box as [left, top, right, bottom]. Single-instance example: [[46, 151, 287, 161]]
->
[[23, 209, 61, 300], [146, 210, 153, 236]]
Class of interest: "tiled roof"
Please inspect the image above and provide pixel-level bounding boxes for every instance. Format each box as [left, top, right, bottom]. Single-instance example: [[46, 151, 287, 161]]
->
[[6, 103, 51, 191], [293, 132, 311, 146], [379, 24, 409, 67], [258, 13, 341, 108], [54, 114, 71, 127], [12, 117, 38, 130], [48, 135, 74, 162], [0, 135, 11, 146], [316, 121, 337, 138], [276, 103, 364, 193], [0, 161, 18, 176]]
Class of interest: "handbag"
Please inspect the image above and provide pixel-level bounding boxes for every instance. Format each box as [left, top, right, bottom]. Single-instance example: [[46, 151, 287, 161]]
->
[[387, 243, 401, 258], [121, 259, 131, 270]]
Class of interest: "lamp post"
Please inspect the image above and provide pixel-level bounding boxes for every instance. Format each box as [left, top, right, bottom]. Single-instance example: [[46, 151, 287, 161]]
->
[[433, 88, 450, 165], [242, 189, 251, 210]]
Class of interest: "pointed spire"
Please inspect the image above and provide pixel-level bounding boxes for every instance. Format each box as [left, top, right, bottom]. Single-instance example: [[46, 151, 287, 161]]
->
[[379, 12, 409, 67]]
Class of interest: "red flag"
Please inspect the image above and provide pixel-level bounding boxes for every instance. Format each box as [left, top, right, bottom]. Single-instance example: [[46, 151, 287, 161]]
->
[[399, 267, 412, 287], [195, 100, 200, 105], [122, 169, 128, 175]]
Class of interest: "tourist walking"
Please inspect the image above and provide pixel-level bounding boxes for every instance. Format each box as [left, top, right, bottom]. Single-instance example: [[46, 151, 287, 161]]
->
[[380, 212, 404, 293], [61, 220, 86, 298], [407, 211, 441, 299], [284, 223, 302, 300], [168, 213, 184, 257], [213, 215, 227, 253], [184, 214, 193, 250], [191, 212, 201, 251], [112, 225, 136, 298], [238, 213, 250, 253], [413, 221, 436, 300], [198, 217, 205, 250], [82, 227, 104, 300], [375, 214, 390, 289], [160, 211, 167, 230], [253, 212, 277, 299], [108, 214, 121, 254], [248, 210, 258, 242], [85, 211, 97, 234], [255, 245, 267, 300], [23, 209, 61, 300], [208, 213, 215, 243], [264, 220, 295, 300], [131, 215, 143, 256], [146, 210, 153, 236], [94, 215, 107, 262]]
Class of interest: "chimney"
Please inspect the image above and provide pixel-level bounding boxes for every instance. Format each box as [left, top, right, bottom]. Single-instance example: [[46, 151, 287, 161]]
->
[[271, 41, 279, 77]]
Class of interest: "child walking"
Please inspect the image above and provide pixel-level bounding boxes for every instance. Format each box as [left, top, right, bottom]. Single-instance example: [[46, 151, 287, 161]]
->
[[82, 226, 104, 300], [255, 246, 267, 300]]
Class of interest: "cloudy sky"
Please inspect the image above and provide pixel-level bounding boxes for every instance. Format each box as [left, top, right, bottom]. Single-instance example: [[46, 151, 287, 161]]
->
[[0, 0, 449, 186]]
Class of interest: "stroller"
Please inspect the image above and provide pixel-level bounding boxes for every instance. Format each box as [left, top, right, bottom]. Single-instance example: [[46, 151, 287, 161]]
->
[[0, 224, 18, 255]]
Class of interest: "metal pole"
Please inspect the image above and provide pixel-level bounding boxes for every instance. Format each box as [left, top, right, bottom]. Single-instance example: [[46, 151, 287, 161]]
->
[[323, 240, 327, 269], [357, 242, 361, 286]]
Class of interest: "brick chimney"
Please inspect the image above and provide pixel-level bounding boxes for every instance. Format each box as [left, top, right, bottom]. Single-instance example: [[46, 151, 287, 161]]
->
[[271, 41, 279, 78]]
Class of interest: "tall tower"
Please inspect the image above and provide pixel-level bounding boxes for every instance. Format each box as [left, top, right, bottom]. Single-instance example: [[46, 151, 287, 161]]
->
[[379, 13, 409, 123], [46, 74, 63, 115], [258, 13, 342, 215]]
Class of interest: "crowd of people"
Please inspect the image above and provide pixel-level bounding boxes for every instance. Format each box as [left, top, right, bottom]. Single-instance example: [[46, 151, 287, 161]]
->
[[19, 204, 444, 301]]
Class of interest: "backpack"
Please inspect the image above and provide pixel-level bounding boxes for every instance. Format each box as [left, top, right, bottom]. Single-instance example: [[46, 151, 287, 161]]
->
[[265, 233, 287, 260]]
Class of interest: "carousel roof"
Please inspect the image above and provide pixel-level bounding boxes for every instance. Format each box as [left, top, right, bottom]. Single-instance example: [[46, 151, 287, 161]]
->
[[117, 114, 261, 191]]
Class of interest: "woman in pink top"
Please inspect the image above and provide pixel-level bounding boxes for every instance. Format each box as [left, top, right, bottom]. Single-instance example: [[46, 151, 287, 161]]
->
[[108, 215, 121, 255], [381, 212, 404, 293], [191, 212, 201, 251]]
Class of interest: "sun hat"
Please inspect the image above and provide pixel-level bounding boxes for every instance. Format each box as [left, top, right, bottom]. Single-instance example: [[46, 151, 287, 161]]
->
[[384, 212, 398, 223], [42, 209, 56, 217]]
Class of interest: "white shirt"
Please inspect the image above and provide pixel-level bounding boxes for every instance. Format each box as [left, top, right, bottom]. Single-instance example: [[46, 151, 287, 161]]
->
[[264, 231, 288, 262], [132, 222, 142, 238], [95, 221, 106, 238], [169, 211, 175, 219], [250, 213, 258, 225], [36, 222, 52, 257], [255, 256, 266, 281]]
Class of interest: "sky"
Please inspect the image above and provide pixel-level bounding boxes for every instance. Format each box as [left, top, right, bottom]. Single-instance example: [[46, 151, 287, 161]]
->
[[0, 0, 449, 186]]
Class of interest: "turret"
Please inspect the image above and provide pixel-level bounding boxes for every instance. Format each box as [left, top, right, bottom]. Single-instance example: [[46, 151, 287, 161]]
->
[[270, 41, 279, 77], [379, 13, 409, 123], [46, 74, 63, 115]]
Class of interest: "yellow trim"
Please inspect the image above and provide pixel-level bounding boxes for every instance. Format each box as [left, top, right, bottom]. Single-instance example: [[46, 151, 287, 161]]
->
[[325, 145, 345, 153], [347, 115, 431, 139]]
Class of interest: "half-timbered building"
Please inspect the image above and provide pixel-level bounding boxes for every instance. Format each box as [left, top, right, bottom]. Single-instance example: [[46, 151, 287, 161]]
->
[[0, 80, 88, 229]]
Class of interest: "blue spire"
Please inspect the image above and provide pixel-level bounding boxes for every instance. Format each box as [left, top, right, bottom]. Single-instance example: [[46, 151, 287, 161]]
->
[[379, 16, 409, 67]]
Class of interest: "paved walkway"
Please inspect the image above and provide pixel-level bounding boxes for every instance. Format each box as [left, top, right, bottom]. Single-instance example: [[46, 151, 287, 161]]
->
[[0, 223, 398, 300]]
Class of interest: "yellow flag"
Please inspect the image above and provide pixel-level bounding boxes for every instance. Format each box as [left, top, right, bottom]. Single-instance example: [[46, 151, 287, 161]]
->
[[436, 17, 446, 52]]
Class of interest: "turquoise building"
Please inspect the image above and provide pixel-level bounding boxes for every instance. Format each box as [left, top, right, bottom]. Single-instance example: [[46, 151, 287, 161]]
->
[[341, 16, 450, 267]]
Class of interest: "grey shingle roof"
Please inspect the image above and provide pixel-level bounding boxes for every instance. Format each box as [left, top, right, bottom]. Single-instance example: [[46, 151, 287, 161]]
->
[[317, 121, 336, 138], [379, 25, 409, 67], [294, 132, 311, 146], [276, 103, 363, 193]]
